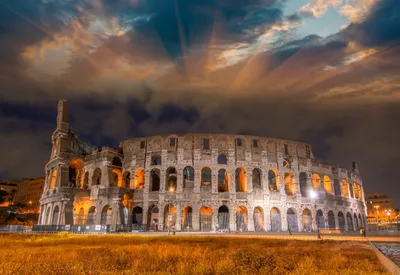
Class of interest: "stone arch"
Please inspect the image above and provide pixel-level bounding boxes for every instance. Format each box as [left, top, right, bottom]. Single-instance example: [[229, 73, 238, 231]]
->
[[270, 207, 281, 232], [201, 167, 212, 186], [287, 208, 298, 232], [200, 206, 212, 231], [333, 179, 341, 196], [132, 206, 143, 228], [182, 206, 193, 230], [327, 210, 336, 229], [76, 207, 85, 225], [218, 169, 230, 192], [164, 204, 176, 230], [284, 171, 296, 195], [111, 168, 122, 187], [235, 168, 247, 192], [316, 209, 324, 229], [50, 169, 57, 189], [346, 212, 353, 231], [165, 167, 177, 192], [353, 213, 359, 230], [150, 169, 160, 191], [252, 168, 262, 189], [236, 206, 248, 231], [134, 168, 145, 189], [299, 172, 308, 197], [323, 176, 333, 194], [112, 156, 122, 167], [69, 159, 84, 188], [217, 154, 228, 164], [122, 171, 131, 188], [151, 155, 162, 165], [312, 174, 321, 190], [218, 205, 230, 230], [341, 180, 349, 197], [283, 158, 291, 168], [254, 207, 264, 232], [147, 205, 159, 231], [338, 211, 345, 230], [87, 206, 96, 225], [52, 206, 59, 225], [302, 208, 312, 232], [101, 205, 112, 225], [183, 166, 194, 188], [268, 169, 280, 191], [92, 168, 102, 186]]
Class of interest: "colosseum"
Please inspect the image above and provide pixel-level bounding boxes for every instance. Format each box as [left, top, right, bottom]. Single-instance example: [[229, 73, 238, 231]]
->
[[38, 100, 367, 233]]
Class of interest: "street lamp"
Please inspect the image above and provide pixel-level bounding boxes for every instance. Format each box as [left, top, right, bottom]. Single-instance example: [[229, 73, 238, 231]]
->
[[310, 190, 321, 239]]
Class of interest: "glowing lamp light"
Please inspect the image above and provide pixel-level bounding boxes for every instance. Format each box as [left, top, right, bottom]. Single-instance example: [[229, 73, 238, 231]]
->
[[169, 187, 174, 192], [310, 190, 317, 199]]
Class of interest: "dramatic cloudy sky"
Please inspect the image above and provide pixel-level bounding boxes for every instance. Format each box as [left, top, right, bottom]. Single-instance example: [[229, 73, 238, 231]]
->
[[1, 0, 399, 205]]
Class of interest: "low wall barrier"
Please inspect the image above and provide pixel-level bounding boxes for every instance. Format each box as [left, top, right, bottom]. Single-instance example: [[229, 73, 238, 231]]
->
[[370, 241, 400, 275]]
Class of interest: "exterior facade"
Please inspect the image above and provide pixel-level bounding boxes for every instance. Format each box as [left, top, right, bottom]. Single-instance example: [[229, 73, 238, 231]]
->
[[13, 177, 45, 212], [38, 100, 367, 232]]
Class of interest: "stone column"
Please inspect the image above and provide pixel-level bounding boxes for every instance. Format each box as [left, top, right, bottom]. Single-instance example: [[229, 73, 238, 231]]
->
[[281, 209, 288, 231], [297, 210, 303, 232], [247, 167, 253, 194], [334, 214, 340, 230], [194, 169, 201, 193], [265, 208, 271, 231], [230, 207, 236, 231], [159, 202, 165, 231], [247, 207, 255, 231], [175, 203, 182, 231], [192, 204, 200, 231], [160, 169, 166, 193], [142, 199, 149, 229], [212, 169, 218, 194], [177, 169, 183, 193]]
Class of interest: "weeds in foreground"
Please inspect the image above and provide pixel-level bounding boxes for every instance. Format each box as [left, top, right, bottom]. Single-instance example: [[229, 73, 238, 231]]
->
[[0, 234, 389, 275]]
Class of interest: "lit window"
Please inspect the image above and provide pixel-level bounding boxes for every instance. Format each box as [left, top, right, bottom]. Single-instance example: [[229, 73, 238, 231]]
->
[[252, 140, 258, 147], [236, 138, 242, 146], [203, 138, 210, 150], [170, 137, 176, 146], [140, 141, 146, 149]]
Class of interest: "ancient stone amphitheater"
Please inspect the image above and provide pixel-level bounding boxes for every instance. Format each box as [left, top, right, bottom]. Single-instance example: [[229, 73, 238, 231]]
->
[[38, 100, 367, 233]]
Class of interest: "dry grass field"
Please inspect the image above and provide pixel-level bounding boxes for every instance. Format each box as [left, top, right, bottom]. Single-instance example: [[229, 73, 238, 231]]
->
[[0, 233, 389, 275]]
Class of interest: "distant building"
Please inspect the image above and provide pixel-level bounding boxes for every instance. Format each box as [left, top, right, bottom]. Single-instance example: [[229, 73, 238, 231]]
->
[[366, 193, 396, 223], [0, 182, 18, 206], [13, 178, 45, 212]]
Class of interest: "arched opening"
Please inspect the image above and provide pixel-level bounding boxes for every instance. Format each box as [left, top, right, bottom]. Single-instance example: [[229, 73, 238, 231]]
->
[[201, 167, 212, 186], [283, 159, 291, 168], [122, 206, 129, 225], [312, 174, 321, 190], [76, 208, 85, 225], [218, 205, 229, 230], [235, 168, 246, 192], [112, 156, 122, 167], [302, 208, 312, 232], [270, 208, 281, 232], [122, 172, 131, 188], [218, 169, 230, 192], [252, 169, 262, 189], [338, 212, 345, 230], [150, 169, 160, 191], [316, 210, 324, 229], [111, 168, 122, 187], [299, 172, 308, 197], [52, 206, 59, 225], [287, 208, 298, 232], [151, 155, 162, 165], [132, 206, 143, 228], [134, 168, 145, 189], [87, 206, 96, 225], [183, 166, 194, 188], [69, 159, 83, 188], [333, 179, 341, 196], [147, 205, 159, 231], [165, 167, 177, 192], [268, 169, 279, 191], [83, 172, 89, 189], [46, 206, 51, 224], [354, 213, 359, 230], [217, 154, 228, 164], [284, 171, 296, 196], [328, 210, 336, 229], [200, 206, 212, 231], [341, 180, 349, 197], [92, 168, 102, 186], [50, 170, 57, 189], [101, 205, 112, 225], [182, 206, 193, 230], [358, 213, 363, 228], [323, 176, 333, 194], [346, 212, 353, 231], [236, 206, 248, 231], [254, 207, 264, 232], [164, 204, 176, 230]]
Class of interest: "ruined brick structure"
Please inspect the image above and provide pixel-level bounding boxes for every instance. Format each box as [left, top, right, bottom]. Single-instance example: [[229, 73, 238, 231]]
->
[[39, 100, 367, 232]]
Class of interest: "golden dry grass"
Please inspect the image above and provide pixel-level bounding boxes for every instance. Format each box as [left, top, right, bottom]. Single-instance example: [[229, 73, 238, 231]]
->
[[0, 233, 389, 275]]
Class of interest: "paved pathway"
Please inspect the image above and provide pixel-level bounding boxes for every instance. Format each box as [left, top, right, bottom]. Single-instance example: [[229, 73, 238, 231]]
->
[[374, 242, 400, 267]]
